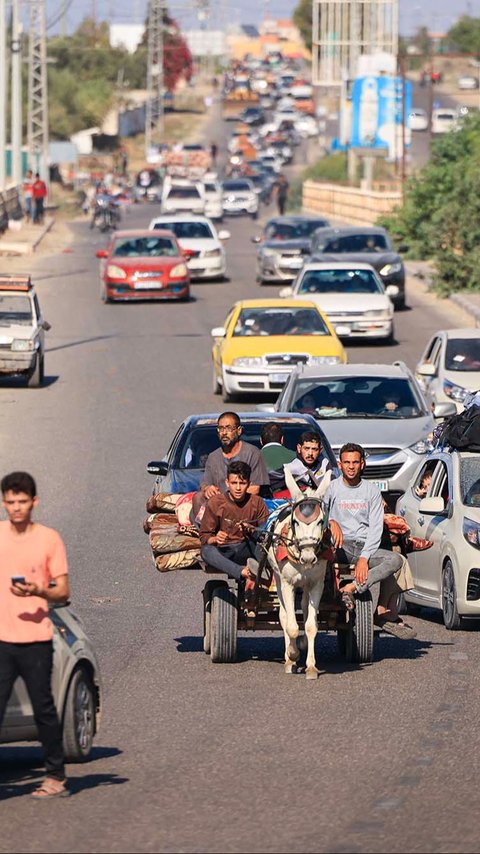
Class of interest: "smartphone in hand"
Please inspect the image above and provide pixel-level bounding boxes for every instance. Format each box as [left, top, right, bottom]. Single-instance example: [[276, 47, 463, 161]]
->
[[11, 576, 26, 586]]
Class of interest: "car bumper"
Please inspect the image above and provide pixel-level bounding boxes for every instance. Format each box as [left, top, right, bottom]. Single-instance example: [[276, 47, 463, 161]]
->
[[329, 317, 393, 338], [224, 366, 293, 394], [223, 200, 258, 215], [330, 446, 424, 495], [105, 280, 190, 300], [258, 260, 304, 281], [188, 256, 226, 280], [0, 351, 37, 374]]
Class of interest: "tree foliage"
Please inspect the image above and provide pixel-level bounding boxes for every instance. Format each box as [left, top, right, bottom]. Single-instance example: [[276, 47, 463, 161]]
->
[[293, 0, 313, 53], [447, 15, 480, 56], [381, 114, 480, 294]]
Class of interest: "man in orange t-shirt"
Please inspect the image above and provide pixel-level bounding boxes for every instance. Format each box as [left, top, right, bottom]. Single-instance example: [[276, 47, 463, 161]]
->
[[0, 471, 70, 799]]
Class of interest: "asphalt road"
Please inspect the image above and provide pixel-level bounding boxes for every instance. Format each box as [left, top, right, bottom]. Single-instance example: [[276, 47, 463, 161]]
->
[[0, 179, 479, 853]]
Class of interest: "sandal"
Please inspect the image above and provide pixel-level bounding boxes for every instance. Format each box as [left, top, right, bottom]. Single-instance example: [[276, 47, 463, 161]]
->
[[31, 778, 70, 799], [377, 618, 417, 640]]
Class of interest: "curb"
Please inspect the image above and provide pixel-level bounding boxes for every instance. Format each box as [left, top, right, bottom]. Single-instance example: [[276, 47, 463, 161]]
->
[[449, 293, 480, 326], [0, 216, 55, 255]]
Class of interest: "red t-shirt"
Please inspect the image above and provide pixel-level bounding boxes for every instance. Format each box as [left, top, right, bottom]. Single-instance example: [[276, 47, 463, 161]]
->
[[32, 179, 47, 199]]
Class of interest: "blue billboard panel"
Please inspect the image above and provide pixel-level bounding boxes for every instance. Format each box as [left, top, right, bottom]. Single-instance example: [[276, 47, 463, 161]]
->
[[351, 75, 413, 158]]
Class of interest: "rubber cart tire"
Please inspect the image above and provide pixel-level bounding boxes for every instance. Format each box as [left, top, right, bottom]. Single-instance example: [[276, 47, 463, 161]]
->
[[345, 592, 374, 664], [203, 580, 227, 654], [210, 586, 238, 663]]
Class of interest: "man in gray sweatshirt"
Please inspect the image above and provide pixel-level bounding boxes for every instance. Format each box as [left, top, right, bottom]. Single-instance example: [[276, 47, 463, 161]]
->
[[323, 442, 415, 639]]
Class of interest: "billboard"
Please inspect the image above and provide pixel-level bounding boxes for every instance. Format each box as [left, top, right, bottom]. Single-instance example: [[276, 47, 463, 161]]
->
[[350, 75, 412, 158]]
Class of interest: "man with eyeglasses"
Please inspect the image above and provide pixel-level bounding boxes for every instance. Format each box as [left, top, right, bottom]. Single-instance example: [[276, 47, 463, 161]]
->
[[192, 412, 270, 520]]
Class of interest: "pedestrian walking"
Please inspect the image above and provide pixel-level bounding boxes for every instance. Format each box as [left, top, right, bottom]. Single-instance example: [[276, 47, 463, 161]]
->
[[273, 173, 289, 215], [210, 141, 218, 167], [0, 471, 71, 798], [32, 173, 47, 224], [22, 169, 34, 222]]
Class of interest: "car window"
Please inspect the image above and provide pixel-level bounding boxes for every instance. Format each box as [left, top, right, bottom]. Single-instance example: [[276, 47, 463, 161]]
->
[[288, 376, 424, 419], [317, 234, 389, 253], [204, 184, 218, 193], [33, 293, 41, 321], [223, 181, 252, 191], [166, 187, 202, 199], [265, 220, 327, 240], [153, 222, 214, 239], [445, 339, 480, 371], [297, 268, 383, 295], [460, 457, 480, 506], [112, 236, 178, 257], [422, 336, 439, 363], [0, 294, 33, 324], [412, 460, 438, 499], [232, 307, 329, 337], [429, 461, 450, 505]]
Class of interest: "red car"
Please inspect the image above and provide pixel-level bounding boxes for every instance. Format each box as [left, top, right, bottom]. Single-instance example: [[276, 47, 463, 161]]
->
[[96, 229, 190, 302]]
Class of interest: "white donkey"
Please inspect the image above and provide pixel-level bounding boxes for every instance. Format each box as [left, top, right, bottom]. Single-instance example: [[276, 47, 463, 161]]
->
[[267, 467, 333, 680]]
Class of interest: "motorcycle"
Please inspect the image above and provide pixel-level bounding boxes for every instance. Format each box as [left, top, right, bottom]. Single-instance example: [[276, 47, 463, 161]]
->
[[90, 194, 121, 232]]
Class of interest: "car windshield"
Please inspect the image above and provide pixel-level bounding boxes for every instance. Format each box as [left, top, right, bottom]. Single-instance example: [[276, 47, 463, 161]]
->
[[445, 339, 480, 371], [182, 144, 204, 151], [223, 181, 251, 191], [287, 377, 424, 419], [233, 307, 328, 337], [153, 221, 214, 239], [175, 423, 329, 469], [204, 184, 218, 193], [112, 236, 178, 257], [167, 187, 201, 199], [317, 234, 389, 252], [266, 220, 327, 240], [460, 457, 480, 506], [0, 294, 33, 324], [297, 269, 383, 295]]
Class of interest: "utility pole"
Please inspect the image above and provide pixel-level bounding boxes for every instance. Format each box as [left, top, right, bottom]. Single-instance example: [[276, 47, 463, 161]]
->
[[0, 0, 6, 190], [11, 0, 22, 186], [145, 0, 166, 158], [28, 0, 49, 184]]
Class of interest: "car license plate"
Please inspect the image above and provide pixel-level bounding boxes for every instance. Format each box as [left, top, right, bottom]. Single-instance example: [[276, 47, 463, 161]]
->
[[134, 281, 162, 289], [372, 480, 388, 492], [282, 257, 302, 267], [270, 373, 288, 384]]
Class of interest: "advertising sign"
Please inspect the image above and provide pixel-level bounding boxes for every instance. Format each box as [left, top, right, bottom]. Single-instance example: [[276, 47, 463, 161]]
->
[[350, 75, 412, 158]]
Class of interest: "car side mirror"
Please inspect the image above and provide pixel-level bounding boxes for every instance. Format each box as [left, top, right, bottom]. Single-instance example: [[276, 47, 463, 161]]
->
[[433, 402, 457, 418], [211, 326, 226, 338], [279, 286, 293, 297], [417, 363, 437, 377], [386, 284, 400, 297], [42, 320, 51, 331], [147, 461, 169, 476], [251, 236, 261, 244], [419, 496, 445, 515], [398, 244, 409, 253], [96, 249, 108, 258], [218, 230, 231, 240]]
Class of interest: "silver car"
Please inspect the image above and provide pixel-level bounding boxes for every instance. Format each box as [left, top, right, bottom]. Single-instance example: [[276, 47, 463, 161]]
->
[[259, 362, 455, 501], [0, 604, 102, 761], [415, 328, 480, 413]]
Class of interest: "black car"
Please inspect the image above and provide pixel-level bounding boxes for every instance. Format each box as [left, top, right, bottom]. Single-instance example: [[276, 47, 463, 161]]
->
[[239, 107, 265, 125], [146, 411, 337, 494], [309, 226, 407, 309]]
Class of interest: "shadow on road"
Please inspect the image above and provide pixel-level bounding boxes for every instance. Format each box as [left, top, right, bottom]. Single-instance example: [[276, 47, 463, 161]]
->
[[47, 334, 118, 353]]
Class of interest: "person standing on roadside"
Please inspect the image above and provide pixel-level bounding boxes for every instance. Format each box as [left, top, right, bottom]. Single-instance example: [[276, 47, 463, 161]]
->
[[0, 471, 71, 799], [273, 173, 289, 215], [32, 173, 47, 224], [22, 169, 34, 222]]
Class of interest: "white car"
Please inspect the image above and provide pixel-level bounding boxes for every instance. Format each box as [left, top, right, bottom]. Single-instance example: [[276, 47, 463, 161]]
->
[[160, 178, 205, 215], [458, 75, 478, 90], [222, 178, 259, 219], [203, 177, 223, 221], [431, 108, 458, 134], [415, 328, 480, 413], [294, 115, 319, 138], [149, 215, 230, 281], [0, 274, 50, 387], [280, 262, 396, 342], [396, 450, 480, 629], [409, 108, 429, 131]]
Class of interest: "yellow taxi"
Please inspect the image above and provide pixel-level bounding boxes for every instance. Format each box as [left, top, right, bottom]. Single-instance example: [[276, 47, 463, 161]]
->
[[211, 298, 347, 401]]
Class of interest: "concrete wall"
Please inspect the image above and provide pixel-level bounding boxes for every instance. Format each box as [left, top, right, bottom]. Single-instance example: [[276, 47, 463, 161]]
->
[[302, 180, 402, 226]]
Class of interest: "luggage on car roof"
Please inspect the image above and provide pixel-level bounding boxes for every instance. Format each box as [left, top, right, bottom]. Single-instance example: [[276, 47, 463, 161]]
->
[[437, 404, 480, 451]]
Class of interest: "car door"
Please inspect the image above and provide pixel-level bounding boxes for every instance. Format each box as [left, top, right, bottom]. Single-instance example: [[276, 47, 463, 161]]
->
[[416, 335, 442, 404], [213, 306, 236, 376], [411, 459, 452, 601]]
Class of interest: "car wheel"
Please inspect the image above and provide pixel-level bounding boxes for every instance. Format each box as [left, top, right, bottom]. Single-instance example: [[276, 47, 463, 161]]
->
[[62, 667, 96, 762], [395, 297, 406, 311], [212, 366, 221, 395], [27, 354, 42, 388], [221, 370, 234, 402], [442, 559, 464, 630], [385, 325, 395, 345]]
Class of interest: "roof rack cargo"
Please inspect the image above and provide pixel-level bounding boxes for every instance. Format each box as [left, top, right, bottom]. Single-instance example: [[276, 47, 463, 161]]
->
[[0, 274, 32, 291]]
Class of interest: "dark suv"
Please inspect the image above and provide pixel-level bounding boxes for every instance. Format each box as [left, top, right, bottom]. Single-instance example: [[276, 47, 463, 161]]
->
[[310, 226, 406, 309]]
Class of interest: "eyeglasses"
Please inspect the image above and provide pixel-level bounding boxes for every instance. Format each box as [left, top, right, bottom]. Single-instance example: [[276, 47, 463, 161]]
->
[[217, 425, 238, 433]]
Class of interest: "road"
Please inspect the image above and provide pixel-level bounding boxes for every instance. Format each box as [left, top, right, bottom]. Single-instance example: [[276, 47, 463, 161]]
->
[[0, 181, 478, 854]]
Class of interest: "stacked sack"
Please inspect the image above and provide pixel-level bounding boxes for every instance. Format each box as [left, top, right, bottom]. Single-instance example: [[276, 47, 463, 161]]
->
[[144, 492, 201, 572]]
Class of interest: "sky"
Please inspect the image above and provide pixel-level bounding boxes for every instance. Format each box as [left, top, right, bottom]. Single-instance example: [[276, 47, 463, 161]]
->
[[43, 0, 480, 36]]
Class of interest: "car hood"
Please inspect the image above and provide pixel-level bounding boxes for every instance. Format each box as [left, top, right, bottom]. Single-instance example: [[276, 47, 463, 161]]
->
[[443, 368, 480, 392], [107, 256, 183, 271], [294, 293, 392, 311], [222, 334, 345, 361], [263, 239, 311, 252], [0, 324, 36, 342], [314, 251, 401, 270], [316, 415, 434, 449]]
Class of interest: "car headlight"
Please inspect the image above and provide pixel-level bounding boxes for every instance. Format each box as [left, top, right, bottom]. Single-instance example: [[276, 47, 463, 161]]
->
[[232, 357, 263, 367], [364, 310, 392, 319], [262, 248, 278, 258], [106, 264, 127, 279], [409, 438, 432, 454], [463, 518, 480, 550], [379, 263, 402, 276], [443, 379, 468, 402], [11, 339, 34, 351], [309, 356, 342, 365], [170, 263, 188, 278], [204, 248, 221, 258]]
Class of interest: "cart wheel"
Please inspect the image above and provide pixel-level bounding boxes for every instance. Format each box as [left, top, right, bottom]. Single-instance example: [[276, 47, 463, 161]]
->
[[345, 592, 374, 664], [203, 580, 227, 654], [210, 586, 238, 663]]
